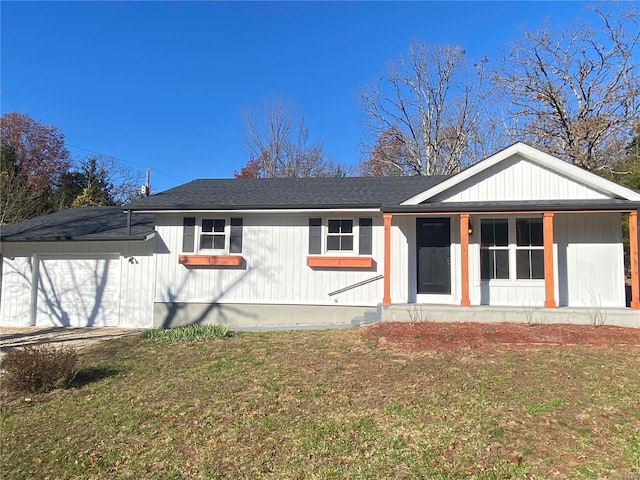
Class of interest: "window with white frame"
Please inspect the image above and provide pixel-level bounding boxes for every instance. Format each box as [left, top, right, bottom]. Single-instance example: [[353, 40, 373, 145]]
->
[[480, 219, 509, 280], [200, 219, 226, 250], [308, 217, 372, 255], [480, 217, 544, 281], [515, 218, 544, 279], [327, 219, 354, 251], [182, 217, 243, 253]]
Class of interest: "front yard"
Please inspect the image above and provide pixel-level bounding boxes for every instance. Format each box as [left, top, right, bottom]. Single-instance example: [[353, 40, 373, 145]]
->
[[1, 323, 639, 479]]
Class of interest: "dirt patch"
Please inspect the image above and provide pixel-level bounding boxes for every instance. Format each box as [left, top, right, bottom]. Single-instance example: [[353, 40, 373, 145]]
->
[[359, 321, 640, 351]]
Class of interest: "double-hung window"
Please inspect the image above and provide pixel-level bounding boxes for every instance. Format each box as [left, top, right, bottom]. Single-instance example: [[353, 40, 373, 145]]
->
[[515, 218, 544, 279], [480, 217, 544, 281], [200, 219, 226, 250], [182, 217, 243, 254], [308, 217, 372, 255], [480, 219, 509, 280], [327, 219, 353, 251]]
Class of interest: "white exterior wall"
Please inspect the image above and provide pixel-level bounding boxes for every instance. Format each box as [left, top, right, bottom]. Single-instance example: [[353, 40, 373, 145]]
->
[[153, 214, 385, 308], [555, 213, 625, 308], [467, 214, 546, 307], [433, 155, 609, 202], [0, 239, 156, 328], [389, 212, 624, 309], [390, 215, 461, 305]]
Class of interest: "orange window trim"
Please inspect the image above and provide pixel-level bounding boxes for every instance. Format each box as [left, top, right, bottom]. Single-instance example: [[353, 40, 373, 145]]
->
[[179, 255, 243, 267], [306, 256, 373, 268]]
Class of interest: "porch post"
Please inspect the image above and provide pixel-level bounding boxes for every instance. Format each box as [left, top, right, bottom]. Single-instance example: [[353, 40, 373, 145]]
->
[[383, 214, 392, 306], [629, 210, 640, 309], [543, 212, 556, 308], [460, 213, 471, 306]]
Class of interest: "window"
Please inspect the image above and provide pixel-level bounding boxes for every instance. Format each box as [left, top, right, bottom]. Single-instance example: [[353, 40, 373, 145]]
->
[[182, 216, 243, 253], [481, 219, 509, 280], [516, 218, 544, 279], [327, 219, 353, 251], [480, 217, 544, 281], [200, 219, 226, 250], [308, 217, 373, 255]]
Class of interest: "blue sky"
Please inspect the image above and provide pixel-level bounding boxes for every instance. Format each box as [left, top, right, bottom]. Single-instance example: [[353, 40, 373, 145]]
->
[[2, 1, 593, 192]]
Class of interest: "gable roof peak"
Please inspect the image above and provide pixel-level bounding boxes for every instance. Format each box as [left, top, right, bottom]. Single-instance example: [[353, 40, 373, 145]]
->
[[401, 142, 640, 205]]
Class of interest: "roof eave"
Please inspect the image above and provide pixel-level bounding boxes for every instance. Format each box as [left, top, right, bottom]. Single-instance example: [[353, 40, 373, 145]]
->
[[125, 204, 384, 213], [1, 232, 156, 243], [383, 202, 640, 214]]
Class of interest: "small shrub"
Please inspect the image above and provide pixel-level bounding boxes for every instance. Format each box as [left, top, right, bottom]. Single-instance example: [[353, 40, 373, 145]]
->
[[2, 345, 79, 393], [141, 324, 230, 342]]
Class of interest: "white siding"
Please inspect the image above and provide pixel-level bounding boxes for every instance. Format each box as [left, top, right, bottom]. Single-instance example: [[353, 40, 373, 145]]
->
[[0, 240, 155, 328], [432, 155, 610, 202], [467, 215, 547, 307], [390, 212, 624, 309], [389, 215, 461, 305], [154, 214, 385, 307], [0, 255, 34, 326], [391, 216, 412, 304], [556, 213, 625, 308]]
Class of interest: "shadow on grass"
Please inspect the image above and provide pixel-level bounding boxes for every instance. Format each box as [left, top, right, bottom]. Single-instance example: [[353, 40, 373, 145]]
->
[[72, 366, 120, 388]]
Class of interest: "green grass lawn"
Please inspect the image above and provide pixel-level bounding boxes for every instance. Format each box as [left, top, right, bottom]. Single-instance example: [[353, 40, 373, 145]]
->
[[1, 328, 639, 479]]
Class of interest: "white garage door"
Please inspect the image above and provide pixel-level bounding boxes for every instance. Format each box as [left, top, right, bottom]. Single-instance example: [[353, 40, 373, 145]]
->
[[36, 256, 121, 327]]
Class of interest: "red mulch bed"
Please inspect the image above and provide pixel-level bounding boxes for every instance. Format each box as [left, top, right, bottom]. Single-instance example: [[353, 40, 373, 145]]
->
[[359, 322, 640, 351]]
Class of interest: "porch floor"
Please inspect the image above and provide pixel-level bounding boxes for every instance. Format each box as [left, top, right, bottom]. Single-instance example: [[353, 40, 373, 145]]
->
[[378, 304, 640, 329]]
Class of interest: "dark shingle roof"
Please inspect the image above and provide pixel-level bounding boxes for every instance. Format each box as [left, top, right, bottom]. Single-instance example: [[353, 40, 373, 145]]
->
[[124, 176, 450, 211], [1, 207, 155, 242]]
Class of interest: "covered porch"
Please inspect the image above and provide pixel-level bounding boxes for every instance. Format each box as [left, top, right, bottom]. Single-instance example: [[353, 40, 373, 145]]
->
[[381, 206, 640, 312]]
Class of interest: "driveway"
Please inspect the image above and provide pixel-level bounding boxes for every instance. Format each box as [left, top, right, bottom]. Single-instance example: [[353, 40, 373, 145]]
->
[[0, 327, 144, 364]]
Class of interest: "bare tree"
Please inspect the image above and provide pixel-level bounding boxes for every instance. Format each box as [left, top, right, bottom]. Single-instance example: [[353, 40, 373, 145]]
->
[[494, 4, 640, 170], [237, 97, 349, 178], [358, 41, 494, 176], [56, 155, 143, 208]]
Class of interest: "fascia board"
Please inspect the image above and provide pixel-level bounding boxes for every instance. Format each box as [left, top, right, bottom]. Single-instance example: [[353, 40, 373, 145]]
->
[[131, 208, 382, 214]]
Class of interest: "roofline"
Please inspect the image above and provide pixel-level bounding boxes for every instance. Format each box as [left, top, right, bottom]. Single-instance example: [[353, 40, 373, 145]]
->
[[383, 203, 640, 214], [0, 232, 156, 243], [400, 142, 640, 205], [126, 207, 383, 214]]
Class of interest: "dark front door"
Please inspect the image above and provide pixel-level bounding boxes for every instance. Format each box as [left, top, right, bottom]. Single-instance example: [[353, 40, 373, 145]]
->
[[417, 218, 451, 294]]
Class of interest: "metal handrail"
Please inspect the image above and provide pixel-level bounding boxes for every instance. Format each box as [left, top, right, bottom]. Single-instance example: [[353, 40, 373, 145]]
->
[[328, 274, 384, 297]]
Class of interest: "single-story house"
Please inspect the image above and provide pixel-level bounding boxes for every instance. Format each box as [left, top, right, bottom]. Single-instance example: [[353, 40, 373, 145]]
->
[[2, 142, 640, 329]]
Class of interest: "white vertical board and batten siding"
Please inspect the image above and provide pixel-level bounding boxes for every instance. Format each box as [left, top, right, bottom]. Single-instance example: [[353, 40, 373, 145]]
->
[[0, 240, 155, 328], [555, 213, 625, 307], [391, 215, 461, 305], [432, 155, 610, 203], [154, 214, 385, 307], [0, 254, 33, 325]]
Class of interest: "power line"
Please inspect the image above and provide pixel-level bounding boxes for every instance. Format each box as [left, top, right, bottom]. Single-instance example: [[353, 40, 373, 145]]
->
[[66, 143, 185, 184]]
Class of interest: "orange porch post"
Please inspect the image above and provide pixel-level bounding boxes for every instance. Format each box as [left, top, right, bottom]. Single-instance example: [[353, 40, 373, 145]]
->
[[460, 214, 471, 306], [383, 214, 392, 305], [629, 211, 640, 309], [543, 212, 557, 308]]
